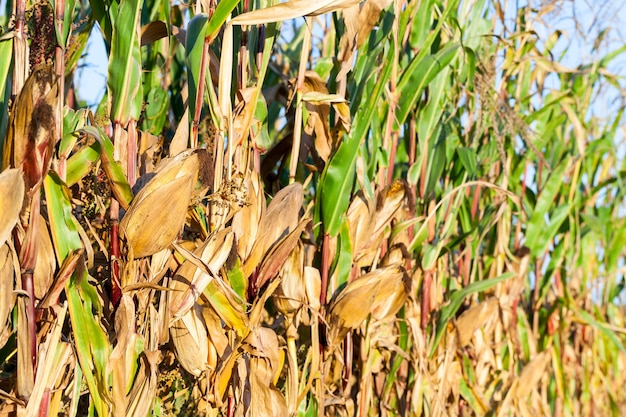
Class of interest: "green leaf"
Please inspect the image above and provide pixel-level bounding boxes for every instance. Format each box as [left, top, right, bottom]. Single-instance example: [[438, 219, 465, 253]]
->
[[44, 172, 83, 262], [206, 0, 240, 41], [107, 0, 143, 124], [203, 281, 249, 338], [331, 222, 353, 289], [52, 0, 77, 47], [143, 87, 169, 134], [318, 39, 394, 237], [396, 43, 460, 129], [185, 13, 210, 131], [66, 268, 111, 417], [226, 258, 248, 304], [457, 147, 478, 177], [525, 160, 569, 255], [66, 142, 100, 186], [0, 38, 12, 154], [459, 378, 486, 417], [78, 126, 133, 209]]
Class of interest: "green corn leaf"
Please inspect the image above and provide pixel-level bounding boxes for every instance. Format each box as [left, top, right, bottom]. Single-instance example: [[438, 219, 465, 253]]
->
[[226, 257, 248, 304], [44, 172, 83, 262], [66, 268, 111, 417], [0, 38, 12, 153], [203, 281, 249, 338], [107, 0, 142, 125], [66, 142, 100, 186], [186, 13, 209, 132], [206, 0, 240, 41], [395, 43, 460, 129], [78, 126, 133, 209], [459, 378, 487, 417], [318, 39, 393, 237], [525, 159, 569, 255], [51, 0, 77, 47], [331, 221, 352, 289]]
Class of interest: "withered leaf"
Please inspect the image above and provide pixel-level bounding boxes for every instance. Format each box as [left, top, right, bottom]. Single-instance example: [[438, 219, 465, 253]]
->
[[326, 264, 408, 348], [120, 150, 200, 258], [170, 304, 209, 377], [244, 183, 303, 278], [3, 65, 58, 189], [0, 169, 25, 247], [455, 297, 499, 347]]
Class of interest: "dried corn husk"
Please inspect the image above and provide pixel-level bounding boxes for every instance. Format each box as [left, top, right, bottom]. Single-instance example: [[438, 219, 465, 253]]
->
[[327, 264, 408, 347], [120, 150, 199, 258]]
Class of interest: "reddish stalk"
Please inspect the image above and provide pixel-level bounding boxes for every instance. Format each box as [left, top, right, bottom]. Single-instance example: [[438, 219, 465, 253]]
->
[[238, 0, 249, 90], [247, 268, 258, 302], [110, 122, 122, 307], [470, 185, 481, 220], [15, 191, 42, 389], [110, 205, 121, 307], [532, 256, 543, 336], [386, 132, 399, 186], [38, 388, 50, 417]]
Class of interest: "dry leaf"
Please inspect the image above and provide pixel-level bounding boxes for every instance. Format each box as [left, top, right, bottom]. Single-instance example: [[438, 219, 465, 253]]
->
[[0, 169, 25, 247], [170, 228, 234, 319], [232, 170, 264, 260], [3, 65, 58, 189], [455, 297, 499, 347], [169, 107, 189, 157], [170, 304, 209, 377], [169, 229, 248, 337], [120, 150, 200, 258], [327, 264, 408, 347], [33, 215, 55, 300], [0, 243, 16, 348], [274, 242, 306, 316], [244, 328, 288, 417], [302, 72, 334, 162], [244, 183, 303, 278], [337, 0, 390, 79], [255, 219, 310, 290], [230, 0, 363, 26]]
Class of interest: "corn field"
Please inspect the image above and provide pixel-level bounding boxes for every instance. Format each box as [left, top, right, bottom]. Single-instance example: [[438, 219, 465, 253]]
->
[[1, 0, 626, 415]]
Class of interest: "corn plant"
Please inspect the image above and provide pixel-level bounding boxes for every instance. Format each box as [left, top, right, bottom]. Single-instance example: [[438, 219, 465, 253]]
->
[[1, 0, 625, 416]]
